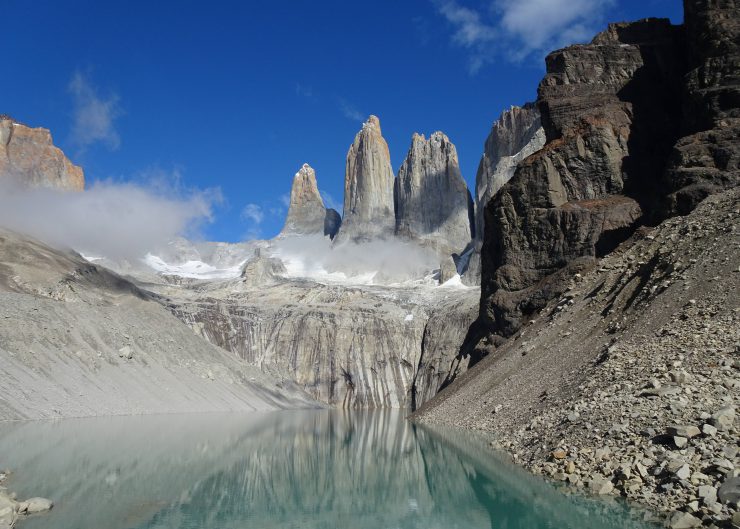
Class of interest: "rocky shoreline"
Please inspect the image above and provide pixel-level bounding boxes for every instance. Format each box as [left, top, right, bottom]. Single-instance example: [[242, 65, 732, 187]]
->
[[0, 472, 53, 529]]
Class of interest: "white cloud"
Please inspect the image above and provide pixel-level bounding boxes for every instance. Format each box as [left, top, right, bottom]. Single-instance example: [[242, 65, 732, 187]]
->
[[338, 99, 365, 122], [241, 203, 264, 225], [272, 234, 439, 284], [279, 193, 290, 207], [68, 71, 122, 151], [436, 0, 615, 71], [0, 177, 219, 260]]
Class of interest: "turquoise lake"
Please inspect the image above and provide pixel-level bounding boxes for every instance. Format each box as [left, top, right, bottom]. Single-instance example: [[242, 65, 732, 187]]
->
[[0, 410, 659, 529]]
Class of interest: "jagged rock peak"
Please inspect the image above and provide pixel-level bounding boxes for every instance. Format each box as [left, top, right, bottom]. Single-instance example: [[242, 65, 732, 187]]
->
[[280, 163, 343, 239], [395, 130, 472, 257], [474, 103, 545, 242], [0, 117, 84, 191], [281, 163, 327, 236], [363, 114, 382, 133], [335, 115, 395, 242]]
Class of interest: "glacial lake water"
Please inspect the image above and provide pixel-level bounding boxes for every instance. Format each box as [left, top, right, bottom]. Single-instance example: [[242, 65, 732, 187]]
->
[[0, 410, 659, 529]]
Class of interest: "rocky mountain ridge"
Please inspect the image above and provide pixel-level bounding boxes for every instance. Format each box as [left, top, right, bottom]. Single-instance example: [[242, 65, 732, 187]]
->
[[473, 7, 738, 352], [0, 117, 84, 192], [415, 1, 738, 526]]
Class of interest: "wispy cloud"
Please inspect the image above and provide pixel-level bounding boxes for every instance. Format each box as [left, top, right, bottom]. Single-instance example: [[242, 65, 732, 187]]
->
[[68, 71, 122, 151], [338, 98, 364, 122], [279, 193, 290, 207], [295, 83, 314, 99], [241, 203, 264, 225], [0, 176, 219, 260], [435, 0, 615, 72], [320, 191, 342, 212]]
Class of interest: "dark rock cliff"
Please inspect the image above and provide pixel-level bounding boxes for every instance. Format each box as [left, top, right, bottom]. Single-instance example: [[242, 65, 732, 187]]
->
[[476, 1, 738, 348]]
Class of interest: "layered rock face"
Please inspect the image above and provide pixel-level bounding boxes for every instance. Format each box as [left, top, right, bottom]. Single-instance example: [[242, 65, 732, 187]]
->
[[0, 117, 84, 191], [167, 279, 479, 409], [395, 132, 473, 257], [280, 163, 341, 238], [474, 104, 545, 242], [336, 116, 396, 242], [663, 0, 740, 214], [479, 17, 687, 338], [463, 104, 546, 284]]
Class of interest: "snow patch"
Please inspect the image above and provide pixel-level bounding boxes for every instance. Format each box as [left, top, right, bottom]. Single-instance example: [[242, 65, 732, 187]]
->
[[439, 274, 469, 289], [143, 254, 246, 279]]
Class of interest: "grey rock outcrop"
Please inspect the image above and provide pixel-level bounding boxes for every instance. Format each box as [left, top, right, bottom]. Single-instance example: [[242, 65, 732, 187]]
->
[[167, 279, 480, 409], [336, 116, 395, 242], [281, 163, 342, 238], [474, 104, 545, 242], [395, 131, 473, 257], [0, 117, 84, 191], [240, 248, 286, 286], [281, 163, 326, 235], [463, 104, 545, 285], [480, 17, 686, 339]]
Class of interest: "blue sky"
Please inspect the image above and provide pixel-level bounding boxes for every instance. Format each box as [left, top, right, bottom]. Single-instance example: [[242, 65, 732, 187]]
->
[[3, 0, 683, 242]]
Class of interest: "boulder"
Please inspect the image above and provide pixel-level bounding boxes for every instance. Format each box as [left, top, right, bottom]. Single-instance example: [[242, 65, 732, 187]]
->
[[718, 476, 740, 505], [17, 497, 53, 514]]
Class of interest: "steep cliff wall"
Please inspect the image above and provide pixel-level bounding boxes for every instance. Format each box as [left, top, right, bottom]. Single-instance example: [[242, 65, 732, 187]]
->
[[280, 163, 341, 239], [336, 116, 396, 242], [0, 117, 84, 191], [165, 280, 479, 409], [463, 104, 546, 284], [395, 131, 473, 258], [479, 17, 689, 340], [663, 0, 740, 214]]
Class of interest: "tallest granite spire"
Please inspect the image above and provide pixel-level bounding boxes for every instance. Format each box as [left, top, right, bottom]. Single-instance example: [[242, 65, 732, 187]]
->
[[335, 115, 396, 242]]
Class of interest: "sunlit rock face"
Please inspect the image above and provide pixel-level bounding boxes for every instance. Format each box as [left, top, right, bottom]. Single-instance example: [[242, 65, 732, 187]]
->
[[0, 116, 84, 191], [336, 116, 396, 242], [463, 104, 545, 285], [473, 104, 545, 244], [395, 131, 473, 258], [281, 163, 341, 238], [168, 279, 479, 410]]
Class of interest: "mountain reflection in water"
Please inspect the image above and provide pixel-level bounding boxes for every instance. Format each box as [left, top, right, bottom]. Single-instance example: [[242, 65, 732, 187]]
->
[[0, 410, 656, 529]]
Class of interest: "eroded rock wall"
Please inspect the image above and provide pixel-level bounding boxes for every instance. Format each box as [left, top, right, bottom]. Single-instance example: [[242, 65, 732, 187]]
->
[[336, 116, 396, 242], [394, 132, 473, 257], [168, 281, 479, 409], [479, 17, 687, 340], [0, 117, 84, 191]]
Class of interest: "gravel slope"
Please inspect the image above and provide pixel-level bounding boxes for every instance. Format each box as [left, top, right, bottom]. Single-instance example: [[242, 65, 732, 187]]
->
[[0, 229, 319, 421], [413, 189, 740, 527]]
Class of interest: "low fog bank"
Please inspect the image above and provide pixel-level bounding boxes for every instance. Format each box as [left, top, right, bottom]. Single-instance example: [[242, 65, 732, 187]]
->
[[271, 234, 439, 284], [0, 179, 219, 260]]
